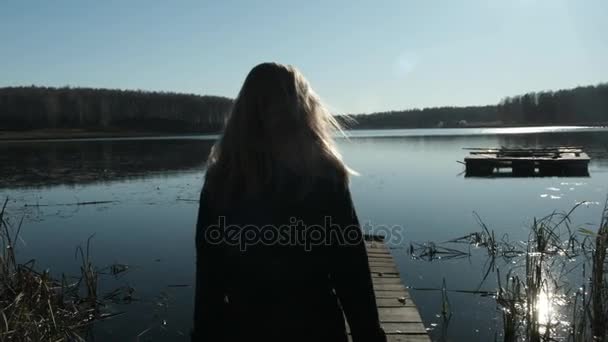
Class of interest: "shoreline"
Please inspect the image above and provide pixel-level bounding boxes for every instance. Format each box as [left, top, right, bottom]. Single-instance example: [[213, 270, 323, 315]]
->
[[0, 129, 219, 142], [1, 124, 607, 142]]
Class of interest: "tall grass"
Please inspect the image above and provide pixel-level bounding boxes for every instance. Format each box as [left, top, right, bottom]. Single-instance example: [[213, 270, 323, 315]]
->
[[491, 200, 608, 342], [0, 199, 126, 341], [409, 197, 608, 341], [590, 200, 607, 341]]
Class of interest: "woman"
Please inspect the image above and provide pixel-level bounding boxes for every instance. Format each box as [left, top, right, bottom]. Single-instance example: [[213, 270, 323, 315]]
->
[[192, 62, 386, 342]]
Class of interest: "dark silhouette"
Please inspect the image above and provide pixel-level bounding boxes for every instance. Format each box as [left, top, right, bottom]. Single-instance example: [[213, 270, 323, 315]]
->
[[497, 83, 608, 126], [1, 83, 606, 136], [345, 83, 608, 129], [193, 63, 386, 342], [345, 105, 498, 128], [0, 86, 232, 132]]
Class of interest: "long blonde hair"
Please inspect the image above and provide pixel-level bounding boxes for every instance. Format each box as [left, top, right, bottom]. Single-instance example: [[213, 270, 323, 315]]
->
[[205, 62, 351, 205]]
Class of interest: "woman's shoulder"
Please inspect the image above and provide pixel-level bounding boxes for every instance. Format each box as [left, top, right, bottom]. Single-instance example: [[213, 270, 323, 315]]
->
[[309, 166, 350, 202], [317, 157, 349, 185]]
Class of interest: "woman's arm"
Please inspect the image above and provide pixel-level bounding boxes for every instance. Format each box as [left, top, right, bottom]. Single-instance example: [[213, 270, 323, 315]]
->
[[191, 184, 224, 341], [328, 182, 387, 342]]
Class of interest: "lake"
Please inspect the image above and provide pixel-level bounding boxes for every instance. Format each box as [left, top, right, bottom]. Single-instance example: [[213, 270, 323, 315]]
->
[[1, 126, 608, 341]]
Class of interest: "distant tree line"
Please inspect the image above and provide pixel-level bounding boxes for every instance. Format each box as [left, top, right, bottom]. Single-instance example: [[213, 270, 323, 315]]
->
[[346, 83, 608, 129], [497, 83, 608, 125], [0, 86, 233, 132], [344, 105, 498, 129], [1, 83, 607, 133]]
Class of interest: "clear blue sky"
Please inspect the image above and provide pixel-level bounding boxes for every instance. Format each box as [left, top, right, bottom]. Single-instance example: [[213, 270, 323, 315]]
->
[[1, 0, 607, 113]]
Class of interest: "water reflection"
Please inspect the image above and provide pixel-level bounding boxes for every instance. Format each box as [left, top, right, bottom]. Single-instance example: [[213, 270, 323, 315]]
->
[[0, 139, 214, 188], [536, 290, 553, 334], [1, 129, 608, 341], [2, 130, 607, 189], [345, 126, 608, 138]]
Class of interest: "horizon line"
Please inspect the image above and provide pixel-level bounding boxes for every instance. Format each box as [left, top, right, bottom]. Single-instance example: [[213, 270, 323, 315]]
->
[[2, 81, 607, 116]]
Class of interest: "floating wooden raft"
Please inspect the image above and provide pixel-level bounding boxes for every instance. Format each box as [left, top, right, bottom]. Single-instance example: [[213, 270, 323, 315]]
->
[[347, 235, 430, 342], [463, 146, 590, 177]]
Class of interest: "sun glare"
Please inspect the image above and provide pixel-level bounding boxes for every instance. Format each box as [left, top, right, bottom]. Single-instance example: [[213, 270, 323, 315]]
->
[[535, 289, 556, 335], [537, 291, 552, 324]]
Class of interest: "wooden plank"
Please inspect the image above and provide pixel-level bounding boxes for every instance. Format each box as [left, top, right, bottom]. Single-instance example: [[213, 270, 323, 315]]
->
[[368, 251, 392, 257], [366, 243, 390, 247], [367, 249, 390, 255], [367, 248, 391, 255], [347, 322, 426, 334], [365, 241, 389, 248], [371, 272, 400, 278], [386, 335, 433, 342], [348, 335, 430, 342], [369, 259, 395, 266], [382, 322, 427, 334], [374, 284, 406, 291], [368, 250, 391, 256], [368, 254, 393, 260], [376, 297, 415, 307], [369, 258, 396, 263], [368, 256, 395, 262], [379, 307, 423, 322], [367, 245, 391, 252], [365, 243, 390, 252], [372, 277, 403, 284], [465, 155, 590, 162], [368, 252, 393, 257], [369, 257, 395, 264], [369, 266, 399, 274], [370, 263, 396, 269], [375, 290, 410, 298], [363, 235, 430, 342]]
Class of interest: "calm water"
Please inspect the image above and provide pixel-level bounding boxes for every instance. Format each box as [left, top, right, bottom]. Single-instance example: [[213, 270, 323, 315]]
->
[[2, 127, 608, 341]]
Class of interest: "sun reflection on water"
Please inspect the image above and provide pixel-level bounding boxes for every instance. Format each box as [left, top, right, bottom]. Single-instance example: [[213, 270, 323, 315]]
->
[[536, 290, 553, 333], [535, 287, 570, 336]]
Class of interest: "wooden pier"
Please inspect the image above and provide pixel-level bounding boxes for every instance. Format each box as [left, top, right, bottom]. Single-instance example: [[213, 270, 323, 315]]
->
[[349, 235, 430, 341], [464, 147, 590, 177]]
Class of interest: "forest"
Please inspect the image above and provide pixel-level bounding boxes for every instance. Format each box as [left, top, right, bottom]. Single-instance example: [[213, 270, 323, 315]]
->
[[348, 83, 608, 129], [496, 83, 608, 126], [345, 105, 498, 129], [0, 86, 233, 133], [0, 83, 606, 134]]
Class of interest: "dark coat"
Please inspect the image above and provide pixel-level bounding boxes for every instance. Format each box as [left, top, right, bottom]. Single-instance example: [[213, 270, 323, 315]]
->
[[192, 174, 386, 342]]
